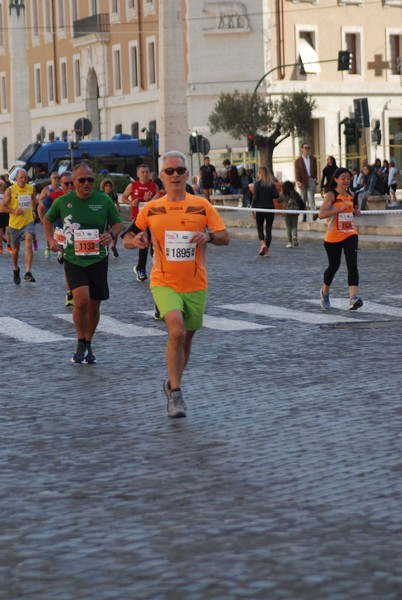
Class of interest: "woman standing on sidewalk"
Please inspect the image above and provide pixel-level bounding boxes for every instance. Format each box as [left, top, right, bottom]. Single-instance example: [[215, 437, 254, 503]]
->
[[318, 167, 363, 311], [251, 166, 279, 257]]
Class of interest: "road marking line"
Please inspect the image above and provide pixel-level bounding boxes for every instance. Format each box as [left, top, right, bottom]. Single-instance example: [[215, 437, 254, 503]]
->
[[308, 298, 402, 318], [54, 314, 166, 337], [0, 317, 74, 343], [138, 310, 272, 331], [220, 303, 366, 324]]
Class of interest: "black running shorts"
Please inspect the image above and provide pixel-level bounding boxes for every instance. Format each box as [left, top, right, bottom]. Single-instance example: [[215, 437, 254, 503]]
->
[[64, 257, 109, 301]]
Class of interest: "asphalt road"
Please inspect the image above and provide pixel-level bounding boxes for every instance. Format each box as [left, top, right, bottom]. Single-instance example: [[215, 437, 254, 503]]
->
[[1, 226, 402, 599]]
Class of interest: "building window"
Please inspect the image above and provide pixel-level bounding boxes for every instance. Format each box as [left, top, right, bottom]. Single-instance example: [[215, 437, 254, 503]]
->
[[0, 3, 4, 48], [32, 0, 39, 38], [115, 124, 122, 134], [389, 33, 402, 75], [113, 46, 122, 92], [61, 129, 68, 141], [34, 65, 42, 105], [111, 0, 118, 13], [89, 0, 97, 15], [2, 137, 7, 170], [49, 131, 55, 141], [146, 37, 156, 86], [57, 0, 65, 29], [1, 73, 7, 111], [70, 0, 79, 23], [143, 0, 155, 15], [342, 29, 362, 76], [131, 122, 139, 138], [47, 62, 55, 103], [129, 42, 139, 89], [127, 0, 137, 12], [74, 56, 81, 98], [44, 0, 53, 35], [60, 59, 68, 100], [297, 29, 320, 75]]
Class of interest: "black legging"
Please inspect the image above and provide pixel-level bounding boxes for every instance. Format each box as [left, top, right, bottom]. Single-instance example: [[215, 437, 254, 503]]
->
[[256, 212, 275, 248], [323, 234, 359, 287]]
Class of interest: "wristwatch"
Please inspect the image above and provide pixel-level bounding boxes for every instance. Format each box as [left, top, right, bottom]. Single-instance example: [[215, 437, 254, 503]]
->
[[207, 231, 215, 243]]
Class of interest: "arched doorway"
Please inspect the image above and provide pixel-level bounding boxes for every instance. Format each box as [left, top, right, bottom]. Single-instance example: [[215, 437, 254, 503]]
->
[[86, 68, 100, 139]]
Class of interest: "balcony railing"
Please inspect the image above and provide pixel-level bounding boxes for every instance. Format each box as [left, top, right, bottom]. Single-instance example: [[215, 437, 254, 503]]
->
[[73, 14, 110, 39]]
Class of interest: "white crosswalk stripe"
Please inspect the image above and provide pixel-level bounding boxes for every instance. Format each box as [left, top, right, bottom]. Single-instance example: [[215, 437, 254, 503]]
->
[[307, 298, 402, 318], [138, 310, 272, 331], [220, 302, 366, 324], [0, 317, 74, 342], [54, 313, 166, 337], [2, 298, 401, 344]]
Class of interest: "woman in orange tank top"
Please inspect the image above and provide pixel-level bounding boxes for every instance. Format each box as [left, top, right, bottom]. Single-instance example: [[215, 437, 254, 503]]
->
[[318, 167, 363, 311]]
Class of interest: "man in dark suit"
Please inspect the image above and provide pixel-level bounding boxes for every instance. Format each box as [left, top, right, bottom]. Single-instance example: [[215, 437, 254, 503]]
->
[[294, 143, 318, 221]]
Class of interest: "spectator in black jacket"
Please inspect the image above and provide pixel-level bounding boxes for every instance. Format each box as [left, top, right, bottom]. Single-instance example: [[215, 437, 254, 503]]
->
[[320, 156, 338, 195]]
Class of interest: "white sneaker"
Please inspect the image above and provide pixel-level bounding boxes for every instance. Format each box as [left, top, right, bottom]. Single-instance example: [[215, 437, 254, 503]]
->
[[286, 242, 293, 248]]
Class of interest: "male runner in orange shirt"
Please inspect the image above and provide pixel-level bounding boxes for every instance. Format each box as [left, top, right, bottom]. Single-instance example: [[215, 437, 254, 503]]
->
[[122, 150, 230, 418]]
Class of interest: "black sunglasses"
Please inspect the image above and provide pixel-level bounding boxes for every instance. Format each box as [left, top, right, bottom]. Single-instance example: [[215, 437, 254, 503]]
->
[[162, 167, 187, 176], [63, 181, 74, 186], [77, 177, 95, 184]]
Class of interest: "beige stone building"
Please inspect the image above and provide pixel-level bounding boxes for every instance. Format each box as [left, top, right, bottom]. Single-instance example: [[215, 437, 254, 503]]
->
[[0, 0, 401, 180]]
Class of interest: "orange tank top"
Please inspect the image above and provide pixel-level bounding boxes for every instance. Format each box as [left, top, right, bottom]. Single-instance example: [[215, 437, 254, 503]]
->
[[325, 192, 357, 243]]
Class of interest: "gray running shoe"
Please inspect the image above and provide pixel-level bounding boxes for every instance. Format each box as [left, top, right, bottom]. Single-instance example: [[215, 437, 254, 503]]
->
[[320, 288, 330, 311], [349, 296, 363, 310], [167, 389, 187, 418], [71, 340, 87, 364]]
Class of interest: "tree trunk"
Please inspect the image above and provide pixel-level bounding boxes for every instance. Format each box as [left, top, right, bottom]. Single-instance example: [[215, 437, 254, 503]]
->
[[256, 140, 275, 178]]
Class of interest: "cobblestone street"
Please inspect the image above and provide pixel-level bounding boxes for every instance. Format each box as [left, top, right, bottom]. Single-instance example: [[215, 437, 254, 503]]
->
[[1, 229, 402, 599]]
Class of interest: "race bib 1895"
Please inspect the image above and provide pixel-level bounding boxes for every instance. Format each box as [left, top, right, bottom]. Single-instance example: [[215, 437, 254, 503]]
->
[[165, 230, 196, 261]]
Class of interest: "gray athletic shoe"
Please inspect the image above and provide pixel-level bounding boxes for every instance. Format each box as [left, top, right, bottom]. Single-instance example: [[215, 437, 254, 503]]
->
[[167, 390, 187, 418], [164, 379, 187, 418], [320, 288, 330, 311], [349, 296, 363, 311]]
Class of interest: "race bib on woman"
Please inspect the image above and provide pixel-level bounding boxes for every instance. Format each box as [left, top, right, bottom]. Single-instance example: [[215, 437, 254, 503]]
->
[[338, 212, 354, 231]]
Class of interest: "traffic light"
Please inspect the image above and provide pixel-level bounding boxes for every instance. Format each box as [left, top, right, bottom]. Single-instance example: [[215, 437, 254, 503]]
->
[[189, 135, 197, 154], [338, 51, 353, 71], [247, 134, 255, 152], [344, 119, 356, 145], [371, 119, 381, 145]]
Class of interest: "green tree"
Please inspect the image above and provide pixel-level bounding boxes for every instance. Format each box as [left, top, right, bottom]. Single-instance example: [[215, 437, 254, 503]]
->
[[208, 90, 316, 175]]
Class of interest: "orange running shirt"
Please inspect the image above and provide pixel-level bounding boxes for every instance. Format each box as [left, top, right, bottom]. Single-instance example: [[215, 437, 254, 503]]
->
[[325, 192, 357, 243], [135, 193, 226, 292]]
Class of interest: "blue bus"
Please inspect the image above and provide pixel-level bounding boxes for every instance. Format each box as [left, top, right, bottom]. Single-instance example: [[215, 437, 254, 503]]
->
[[8, 134, 154, 182]]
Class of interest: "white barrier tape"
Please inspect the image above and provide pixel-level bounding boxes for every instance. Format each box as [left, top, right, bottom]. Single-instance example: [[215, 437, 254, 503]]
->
[[212, 205, 402, 216]]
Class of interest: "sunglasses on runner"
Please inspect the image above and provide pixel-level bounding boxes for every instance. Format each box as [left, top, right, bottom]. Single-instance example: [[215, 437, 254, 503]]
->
[[76, 177, 95, 183], [162, 167, 187, 176], [63, 181, 74, 186]]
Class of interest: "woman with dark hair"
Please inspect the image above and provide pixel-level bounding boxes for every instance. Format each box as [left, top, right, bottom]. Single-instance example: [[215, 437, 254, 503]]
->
[[318, 167, 363, 311], [279, 180, 305, 248], [251, 166, 279, 256], [320, 156, 338, 195]]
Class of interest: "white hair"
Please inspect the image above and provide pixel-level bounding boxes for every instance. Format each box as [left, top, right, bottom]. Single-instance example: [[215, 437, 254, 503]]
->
[[160, 150, 187, 169]]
